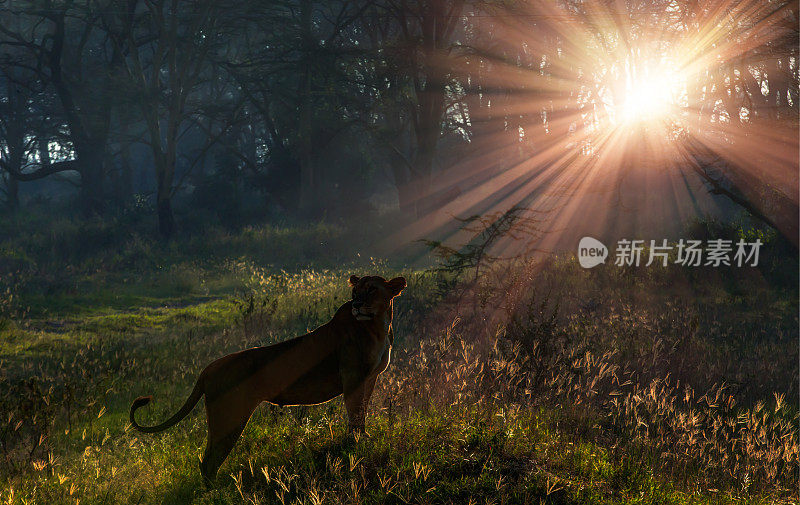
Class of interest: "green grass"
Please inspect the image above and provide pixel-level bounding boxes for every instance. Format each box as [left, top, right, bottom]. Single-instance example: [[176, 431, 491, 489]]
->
[[0, 214, 796, 504]]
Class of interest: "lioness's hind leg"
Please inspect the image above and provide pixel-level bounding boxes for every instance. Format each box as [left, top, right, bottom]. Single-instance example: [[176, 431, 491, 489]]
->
[[200, 420, 247, 485], [200, 399, 254, 484]]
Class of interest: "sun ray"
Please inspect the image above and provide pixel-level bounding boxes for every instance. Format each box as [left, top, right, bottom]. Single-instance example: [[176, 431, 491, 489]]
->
[[378, 0, 797, 260]]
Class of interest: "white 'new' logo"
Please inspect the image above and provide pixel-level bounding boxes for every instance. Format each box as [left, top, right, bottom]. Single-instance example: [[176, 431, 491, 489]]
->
[[578, 237, 608, 268]]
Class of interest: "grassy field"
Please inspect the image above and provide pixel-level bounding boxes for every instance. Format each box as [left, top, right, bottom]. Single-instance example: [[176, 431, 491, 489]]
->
[[0, 209, 797, 504]]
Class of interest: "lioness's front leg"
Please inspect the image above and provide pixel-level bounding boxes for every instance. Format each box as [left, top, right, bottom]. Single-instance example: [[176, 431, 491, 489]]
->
[[343, 372, 378, 433]]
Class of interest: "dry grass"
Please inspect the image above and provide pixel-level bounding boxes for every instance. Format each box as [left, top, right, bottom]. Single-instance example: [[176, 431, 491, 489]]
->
[[0, 250, 796, 503]]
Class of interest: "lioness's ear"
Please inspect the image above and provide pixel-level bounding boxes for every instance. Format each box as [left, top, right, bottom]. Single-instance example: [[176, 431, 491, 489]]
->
[[349, 275, 360, 287], [386, 276, 406, 296]]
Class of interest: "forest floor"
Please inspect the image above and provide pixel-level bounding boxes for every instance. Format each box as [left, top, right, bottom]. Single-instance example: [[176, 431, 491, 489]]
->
[[0, 210, 797, 504]]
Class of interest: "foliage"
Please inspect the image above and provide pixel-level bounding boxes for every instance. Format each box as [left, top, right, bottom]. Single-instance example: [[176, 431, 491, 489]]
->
[[421, 206, 546, 306], [0, 0, 795, 239]]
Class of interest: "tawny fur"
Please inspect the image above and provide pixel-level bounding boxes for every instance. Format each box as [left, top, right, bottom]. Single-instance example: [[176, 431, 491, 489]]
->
[[129, 275, 406, 484]]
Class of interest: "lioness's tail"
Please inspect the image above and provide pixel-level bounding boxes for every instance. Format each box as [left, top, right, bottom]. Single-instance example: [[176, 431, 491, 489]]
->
[[130, 379, 203, 434]]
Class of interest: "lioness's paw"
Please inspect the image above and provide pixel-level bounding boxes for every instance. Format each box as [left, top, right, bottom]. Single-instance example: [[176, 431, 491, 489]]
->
[[347, 426, 370, 441]]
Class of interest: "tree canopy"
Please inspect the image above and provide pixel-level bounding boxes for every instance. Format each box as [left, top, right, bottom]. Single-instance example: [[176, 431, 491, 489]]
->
[[0, 0, 796, 245]]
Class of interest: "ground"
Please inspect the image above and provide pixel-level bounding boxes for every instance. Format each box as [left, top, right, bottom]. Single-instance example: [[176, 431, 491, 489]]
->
[[0, 211, 796, 504]]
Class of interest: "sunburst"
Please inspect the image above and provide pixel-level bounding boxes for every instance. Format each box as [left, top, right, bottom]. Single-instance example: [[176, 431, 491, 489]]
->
[[380, 0, 797, 260]]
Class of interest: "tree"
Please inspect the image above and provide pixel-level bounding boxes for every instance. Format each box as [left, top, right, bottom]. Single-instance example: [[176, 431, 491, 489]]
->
[[223, 0, 380, 215], [106, 0, 225, 238], [385, 0, 466, 217], [0, 1, 125, 215], [676, 0, 798, 247], [0, 52, 75, 210]]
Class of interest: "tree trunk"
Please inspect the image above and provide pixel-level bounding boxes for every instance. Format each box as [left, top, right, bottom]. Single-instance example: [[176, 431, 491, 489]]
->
[[157, 194, 176, 238], [297, 0, 316, 214], [411, 75, 444, 217], [156, 117, 179, 239], [77, 146, 106, 216], [5, 176, 19, 210], [2, 144, 22, 212], [48, 13, 109, 216], [3, 79, 24, 211], [38, 138, 51, 167], [115, 145, 133, 203], [111, 121, 133, 203], [411, 146, 435, 217], [156, 158, 176, 238], [388, 148, 414, 215]]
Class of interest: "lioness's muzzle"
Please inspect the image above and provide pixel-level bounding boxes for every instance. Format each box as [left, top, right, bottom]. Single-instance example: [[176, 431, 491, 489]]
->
[[352, 306, 373, 320]]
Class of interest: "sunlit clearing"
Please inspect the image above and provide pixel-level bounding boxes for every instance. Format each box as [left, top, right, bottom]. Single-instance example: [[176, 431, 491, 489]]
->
[[620, 71, 682, 125]]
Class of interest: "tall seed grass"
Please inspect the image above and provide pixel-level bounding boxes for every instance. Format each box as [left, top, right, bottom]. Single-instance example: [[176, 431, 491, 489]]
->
[[0, 232, 796, 503]]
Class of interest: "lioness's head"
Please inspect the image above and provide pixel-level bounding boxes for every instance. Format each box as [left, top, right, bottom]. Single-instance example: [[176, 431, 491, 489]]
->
[[349, 275, 406, 321]]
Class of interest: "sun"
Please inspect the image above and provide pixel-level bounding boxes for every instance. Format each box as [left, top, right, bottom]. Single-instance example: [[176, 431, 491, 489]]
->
[[619, 70, 683, 125]]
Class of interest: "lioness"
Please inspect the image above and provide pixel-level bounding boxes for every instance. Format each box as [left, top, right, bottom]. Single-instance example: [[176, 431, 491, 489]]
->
[[130, 274, 405, 483]]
